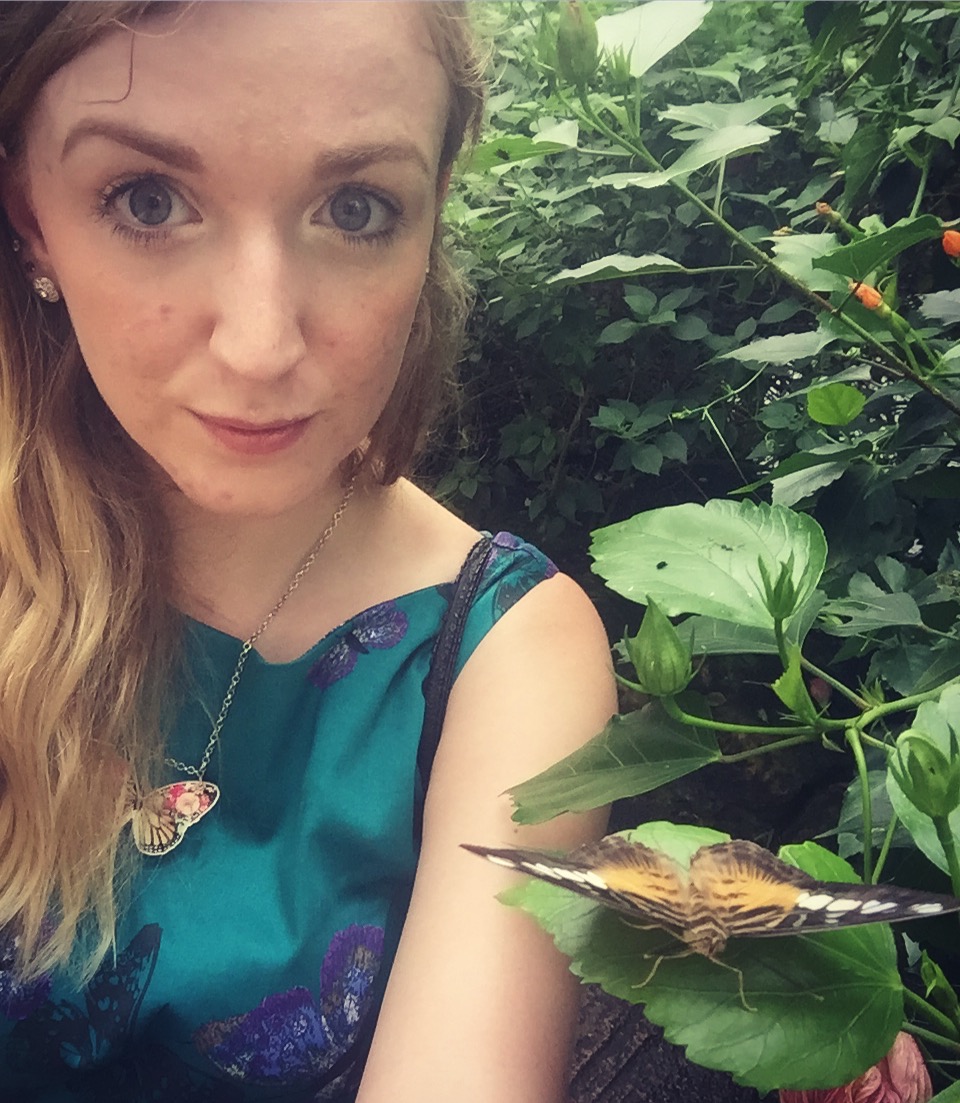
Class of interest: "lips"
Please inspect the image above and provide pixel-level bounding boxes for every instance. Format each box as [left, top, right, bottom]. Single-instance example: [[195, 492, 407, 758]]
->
[[192, 412, 313, 456]]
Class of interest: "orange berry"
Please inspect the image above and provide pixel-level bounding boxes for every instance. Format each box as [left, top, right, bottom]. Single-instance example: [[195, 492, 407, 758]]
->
[[942, 229, 960, 257], [848, 280, 884, 310]]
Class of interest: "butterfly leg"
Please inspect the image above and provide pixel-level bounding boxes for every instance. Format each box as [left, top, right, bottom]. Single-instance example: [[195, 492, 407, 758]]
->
[[631, 947, 695, 992], [708, 956, 756, 1013]]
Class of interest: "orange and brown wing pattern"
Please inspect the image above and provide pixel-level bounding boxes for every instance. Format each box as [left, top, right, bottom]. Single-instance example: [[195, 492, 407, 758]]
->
[[690, 840, 960, 938], [462, 836, 690, 939]]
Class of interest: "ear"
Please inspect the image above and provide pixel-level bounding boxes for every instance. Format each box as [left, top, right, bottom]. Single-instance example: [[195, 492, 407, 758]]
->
[[0, 158, 54, 274]]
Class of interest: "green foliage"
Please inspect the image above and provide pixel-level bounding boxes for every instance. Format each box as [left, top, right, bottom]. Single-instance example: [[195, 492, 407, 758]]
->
[[450, 1, 960, 1093]]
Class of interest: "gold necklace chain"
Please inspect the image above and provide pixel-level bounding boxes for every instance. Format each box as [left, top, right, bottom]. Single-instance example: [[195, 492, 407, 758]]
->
[[165, 476, 357, 781]]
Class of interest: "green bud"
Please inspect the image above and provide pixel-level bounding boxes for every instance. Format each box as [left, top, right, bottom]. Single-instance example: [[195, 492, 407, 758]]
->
[[625, 599, 693, 698], [536, 7, 558, 73], [890, 726, 960, 820], [556, 1, 599, 90], [758, 554, 799, 622]]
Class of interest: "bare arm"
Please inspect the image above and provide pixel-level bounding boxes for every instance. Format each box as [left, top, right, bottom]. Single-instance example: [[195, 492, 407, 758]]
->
[[357, 572, 616, 1103]]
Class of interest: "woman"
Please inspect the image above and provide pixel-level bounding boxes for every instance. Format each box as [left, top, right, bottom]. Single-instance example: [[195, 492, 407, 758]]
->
[[0, 3, 615, 1100]]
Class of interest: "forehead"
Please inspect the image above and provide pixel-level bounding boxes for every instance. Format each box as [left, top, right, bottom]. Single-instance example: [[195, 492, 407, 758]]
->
[[32, 1, 448, 170]]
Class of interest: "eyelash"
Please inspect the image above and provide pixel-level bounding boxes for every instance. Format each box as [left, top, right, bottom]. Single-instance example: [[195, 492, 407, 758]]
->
[[94, 173, 405, 250]]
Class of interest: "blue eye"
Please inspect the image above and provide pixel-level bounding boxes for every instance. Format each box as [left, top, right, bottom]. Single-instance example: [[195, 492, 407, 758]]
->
[[99, 174, 197, 243], [320, 186, 399, 241], [126, 180, 173, 226]]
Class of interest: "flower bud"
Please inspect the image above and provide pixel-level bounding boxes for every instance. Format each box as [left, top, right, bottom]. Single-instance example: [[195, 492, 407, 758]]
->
[[848, 280, 890, 314], [556, 1, 599, 90], [942, 230, 960, 258], [625, 600, 693, 698], [757, 554, 799, 622], [815, 201, 840, 226], [890, 726, 960, 821]]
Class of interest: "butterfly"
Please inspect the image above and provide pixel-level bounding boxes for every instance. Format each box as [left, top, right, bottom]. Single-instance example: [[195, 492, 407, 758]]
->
[[125, 780, 220, 856], [463, 835, 960, 963]]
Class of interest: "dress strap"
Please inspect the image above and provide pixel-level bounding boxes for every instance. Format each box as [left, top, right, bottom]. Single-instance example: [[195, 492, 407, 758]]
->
[[417, 535, 495, 789]]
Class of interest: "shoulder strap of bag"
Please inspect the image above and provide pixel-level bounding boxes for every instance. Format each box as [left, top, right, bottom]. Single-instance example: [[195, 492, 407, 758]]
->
[[417, 535, 495, 789]]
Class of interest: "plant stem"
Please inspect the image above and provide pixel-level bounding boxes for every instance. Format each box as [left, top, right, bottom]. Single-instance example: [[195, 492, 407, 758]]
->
[[720, 734, 824, 762], [846, 726, 873, 883], [904, 1022, 960, 1054], [904, 989, 960, 1044], [773, 617, 789, 670], [855, 679, 960, 731], [661, 695, 821, 737], [872, 813, 898, 884], [800, 657, 869, 710], [934, 816, 960, 899]]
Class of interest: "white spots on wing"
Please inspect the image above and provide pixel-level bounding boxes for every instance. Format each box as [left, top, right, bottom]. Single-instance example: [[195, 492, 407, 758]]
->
[[860, 900, 898, 915], [825, 898, 861, 914], [583, 870, 609, 889], [910, 902, 945, 915], [796, 892, 834, 911], [485, 855, 521, 870]]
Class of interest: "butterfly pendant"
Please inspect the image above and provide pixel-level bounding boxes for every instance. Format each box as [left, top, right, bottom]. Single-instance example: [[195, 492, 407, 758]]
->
[[125, 780, 220, 856], [463, 835, 960, 960]]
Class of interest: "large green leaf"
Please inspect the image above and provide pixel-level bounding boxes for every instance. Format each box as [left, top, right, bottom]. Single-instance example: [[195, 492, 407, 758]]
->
[[467, 135, 574, 172], [659, 95, 793, 138], [596, 1, 711, 79], [725, 330, 834, 365], [508, 704, 720, 824], [807, 382, 867, 426], [595, 124, 777, 190], [590, 499, 827, 628], [811, 215, 943, 280], [548, 252, 687, 287], [820, 572, 924, 637], [887, 686, 960, 875], [678, 592, 824, 656], [505, 826, 901, 1092]]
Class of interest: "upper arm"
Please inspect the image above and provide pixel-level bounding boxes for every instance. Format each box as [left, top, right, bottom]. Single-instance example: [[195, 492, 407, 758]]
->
[[357, 572, 616, 1103]]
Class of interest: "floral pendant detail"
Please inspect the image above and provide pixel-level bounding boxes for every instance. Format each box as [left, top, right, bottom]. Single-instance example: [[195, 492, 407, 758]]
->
[[127, 780, 220, 856]]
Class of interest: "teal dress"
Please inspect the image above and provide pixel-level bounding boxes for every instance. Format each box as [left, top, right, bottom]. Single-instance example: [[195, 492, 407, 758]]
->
[[0, 533, 557, 1102]]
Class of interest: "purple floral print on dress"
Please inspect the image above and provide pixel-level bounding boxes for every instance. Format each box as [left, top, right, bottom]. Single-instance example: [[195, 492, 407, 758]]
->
[[486, 533, 557, 618], [308, 602, 409, 689], [193, 924, 384, 1095]]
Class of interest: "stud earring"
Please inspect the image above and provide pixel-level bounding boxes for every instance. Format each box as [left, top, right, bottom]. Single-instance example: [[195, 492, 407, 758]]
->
[[32, 276, 61, 303]]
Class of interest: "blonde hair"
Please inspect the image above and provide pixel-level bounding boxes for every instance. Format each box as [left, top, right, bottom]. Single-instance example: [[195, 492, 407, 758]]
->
[[0, 0, 484, 980]]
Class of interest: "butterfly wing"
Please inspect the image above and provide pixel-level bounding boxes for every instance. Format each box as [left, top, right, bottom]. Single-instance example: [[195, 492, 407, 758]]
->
[[131, 781, 220, 856], [462, 837, 690, 939], [690, 840, 960, 938]]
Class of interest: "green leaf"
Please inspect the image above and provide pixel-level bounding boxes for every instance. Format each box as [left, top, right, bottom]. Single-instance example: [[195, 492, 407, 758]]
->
[[598, 318, 642, 345], [659, 94, 793, 135], [506, 826, 901, 1093], [931, 1081, 960, 1103], [678, 592, 824, 656], [841, 123, 889, 213], [595, 124, 778, 190], [768, 233, 848, 294], [590, 499, 827, 629], [467, 135, 573, 173], [548, 252, 687, 286], [595, 1, 711, 79], [887, 685, 960, 875], [725, 330, 834, 365], [771, 648, 818, 722], [820, 573, 923, 636], [811, 215, 943, 281], [508, 705, 720, 824], [807, 382, 866, 426]]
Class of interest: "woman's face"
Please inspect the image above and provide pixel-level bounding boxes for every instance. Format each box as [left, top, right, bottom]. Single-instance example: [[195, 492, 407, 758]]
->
[[8, 1, 449, 518]]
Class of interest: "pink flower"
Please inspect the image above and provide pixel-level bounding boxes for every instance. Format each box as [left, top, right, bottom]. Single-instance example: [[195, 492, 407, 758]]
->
[[780, 1034, 932, 1103]]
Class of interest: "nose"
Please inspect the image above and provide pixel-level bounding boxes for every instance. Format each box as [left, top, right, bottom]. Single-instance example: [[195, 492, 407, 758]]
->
[[208, 230, 307, 380]]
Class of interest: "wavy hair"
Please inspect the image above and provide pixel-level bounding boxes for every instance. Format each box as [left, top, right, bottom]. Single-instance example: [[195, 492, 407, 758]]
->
[[0, 0, 484, 980]]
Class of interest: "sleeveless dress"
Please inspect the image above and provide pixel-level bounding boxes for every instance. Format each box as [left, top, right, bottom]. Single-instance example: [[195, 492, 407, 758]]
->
[[0, 532, 557, 1103]]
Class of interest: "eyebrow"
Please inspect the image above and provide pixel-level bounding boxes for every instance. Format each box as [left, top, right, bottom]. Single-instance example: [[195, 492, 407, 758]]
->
[[61, 120, 433, 179]]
